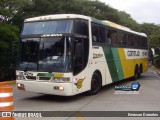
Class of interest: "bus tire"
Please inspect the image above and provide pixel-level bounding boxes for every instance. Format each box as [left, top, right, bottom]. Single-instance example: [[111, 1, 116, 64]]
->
[[133, 65, 138, 80], [88, 73, 101, 95], [138, 64, 143, 78]]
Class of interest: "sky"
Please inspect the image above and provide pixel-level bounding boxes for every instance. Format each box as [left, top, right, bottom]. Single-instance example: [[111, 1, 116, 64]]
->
[[100, 0, 160, 24]]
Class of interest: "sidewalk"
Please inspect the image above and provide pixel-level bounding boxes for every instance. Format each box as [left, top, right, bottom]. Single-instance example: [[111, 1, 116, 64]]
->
[[152, 66, 160, 75]]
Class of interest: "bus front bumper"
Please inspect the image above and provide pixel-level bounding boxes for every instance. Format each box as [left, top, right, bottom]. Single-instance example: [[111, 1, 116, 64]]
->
[[16, 80, 74, 96]]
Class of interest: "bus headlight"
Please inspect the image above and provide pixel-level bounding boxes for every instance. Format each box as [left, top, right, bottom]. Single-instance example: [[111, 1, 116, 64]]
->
[[54, 86, 64, 91], [17, 83, 25, 90], [51, 77, 70, 82]]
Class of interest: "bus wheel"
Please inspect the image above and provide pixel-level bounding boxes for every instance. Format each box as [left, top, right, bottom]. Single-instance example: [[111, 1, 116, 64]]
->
[[138, 65, 143, 78], [88, 73, 101, 95], [133, 66, 138, 80]]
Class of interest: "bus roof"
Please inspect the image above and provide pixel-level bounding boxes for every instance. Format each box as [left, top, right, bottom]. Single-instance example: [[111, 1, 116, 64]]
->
[[24, 14, 91, 22], [102, 20, 147, 37], [24, 14, 147, 37]]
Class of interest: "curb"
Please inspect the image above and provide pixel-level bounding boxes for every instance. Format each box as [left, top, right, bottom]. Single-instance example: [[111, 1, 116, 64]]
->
[[0, 80, 16, 84], [152, 66, 160, 75]]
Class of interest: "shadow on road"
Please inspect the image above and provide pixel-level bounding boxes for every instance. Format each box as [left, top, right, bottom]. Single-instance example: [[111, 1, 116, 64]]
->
[[22, 93, 86, 102]]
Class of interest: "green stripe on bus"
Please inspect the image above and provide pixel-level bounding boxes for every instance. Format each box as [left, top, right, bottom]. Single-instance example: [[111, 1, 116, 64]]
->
[[37, 73, 53, 77], [102, 47, 124, 82], [111, 48, 124, 80], [103, 47, 118, 82], [91, 17, 108, 26]]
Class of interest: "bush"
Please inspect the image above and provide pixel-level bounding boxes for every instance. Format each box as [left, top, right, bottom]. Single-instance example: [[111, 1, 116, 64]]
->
[[154, 56, 160, 67]]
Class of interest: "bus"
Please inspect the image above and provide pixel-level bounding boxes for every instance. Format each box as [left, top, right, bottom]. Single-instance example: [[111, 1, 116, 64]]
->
[[16, 14, 148, 96]]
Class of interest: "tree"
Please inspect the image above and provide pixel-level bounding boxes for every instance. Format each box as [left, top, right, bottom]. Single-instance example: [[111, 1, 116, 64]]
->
[[0, 22, 19, 80], [0, 0, 23, 80], [139, 23, 160, 36], [149, 29, 160, 52]]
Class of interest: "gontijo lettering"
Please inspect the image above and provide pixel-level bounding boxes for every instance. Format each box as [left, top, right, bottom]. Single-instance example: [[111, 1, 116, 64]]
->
[[127, 51, 140, 57]]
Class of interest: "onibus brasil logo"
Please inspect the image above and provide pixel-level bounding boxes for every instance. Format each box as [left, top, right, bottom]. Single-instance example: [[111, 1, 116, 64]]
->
[[114, 82, 141, 94]]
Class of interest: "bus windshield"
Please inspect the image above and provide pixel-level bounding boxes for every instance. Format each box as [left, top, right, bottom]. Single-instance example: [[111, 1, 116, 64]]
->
[[18, 37, 72, 72], [22, 20, 73, 35]]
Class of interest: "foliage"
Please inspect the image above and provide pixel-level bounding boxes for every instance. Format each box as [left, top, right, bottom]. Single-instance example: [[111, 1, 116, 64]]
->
[[0, 22, 19, 81], [154, 56, 160, 67], [149, 29, 160, 48]]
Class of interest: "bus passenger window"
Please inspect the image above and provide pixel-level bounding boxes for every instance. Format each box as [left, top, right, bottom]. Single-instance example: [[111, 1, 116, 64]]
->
[[118, 31, 125, 45], [91, 23, 99, 42], [122, 34, 127, 45], [134, 37, 139, 48], [107, 30, 117, 45], [74, 19, 89, 36], [126, 34, 131, 46], [131, 36, 134, 46], [111, 33, 117, 44], [99, 26, 106, 43], [110, 30, 117, 45], [107, 30, 111, 45], [141, 37, 148, 49]]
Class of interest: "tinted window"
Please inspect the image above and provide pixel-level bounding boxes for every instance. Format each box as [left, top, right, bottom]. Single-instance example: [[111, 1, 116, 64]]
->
[[134, 37, 140, 47], [99, 26, 106, 43], [107, 29, 117, 45], [126, 34, 130, 46], [91, 23, 99, 42], [141, 37, 148, 49], [73, 37, 89, 75], [74, 19, 89, 36], [118, 31, 125, 45], [130, 35, 134, 46], [22, 20, 73, 35]]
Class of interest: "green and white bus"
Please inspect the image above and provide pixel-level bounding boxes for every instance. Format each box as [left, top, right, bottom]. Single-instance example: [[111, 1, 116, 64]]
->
[[16, 14, 148, 96]]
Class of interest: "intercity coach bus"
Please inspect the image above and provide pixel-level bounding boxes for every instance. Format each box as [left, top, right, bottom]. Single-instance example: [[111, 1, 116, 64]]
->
[[16, 14, 148, 96]]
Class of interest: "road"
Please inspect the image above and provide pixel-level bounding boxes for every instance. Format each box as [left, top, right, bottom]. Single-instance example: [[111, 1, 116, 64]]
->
[[12, 67, 160, 120]]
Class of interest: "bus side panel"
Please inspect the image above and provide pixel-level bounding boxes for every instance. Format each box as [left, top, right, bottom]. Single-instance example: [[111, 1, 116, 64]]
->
[[142, 58, 148, 72], [92, 47, 113, 86], [118, 48, 135, 79], [118, 48, 148, 79], [112, 48, 124, 81], [73, 46, 113, 94], [103, 47, 124, 82]]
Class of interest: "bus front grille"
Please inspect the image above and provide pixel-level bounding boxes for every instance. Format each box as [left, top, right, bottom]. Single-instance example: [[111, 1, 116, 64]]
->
[[39, 77, 51, 80], [26, 76, 36, 80]]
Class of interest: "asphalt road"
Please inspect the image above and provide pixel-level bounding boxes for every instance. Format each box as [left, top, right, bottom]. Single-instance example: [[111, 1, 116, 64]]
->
[[12, 67, 160, 120]]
